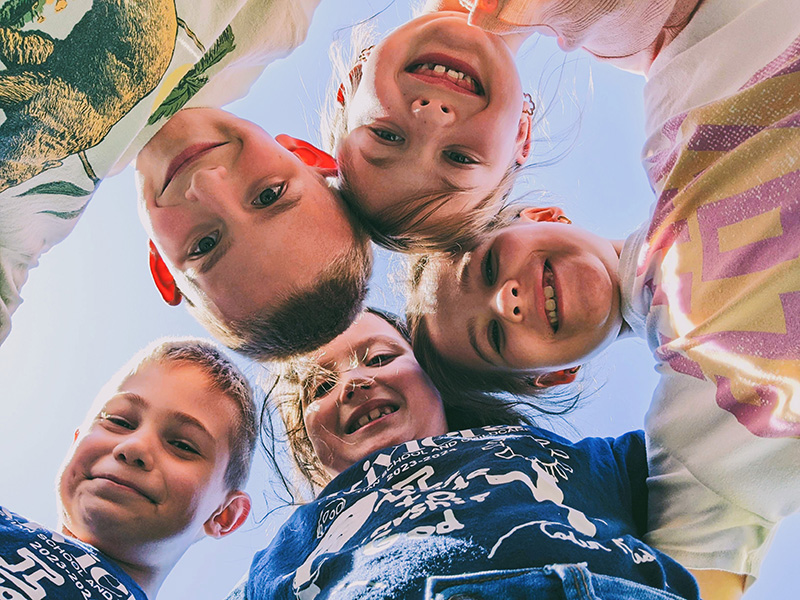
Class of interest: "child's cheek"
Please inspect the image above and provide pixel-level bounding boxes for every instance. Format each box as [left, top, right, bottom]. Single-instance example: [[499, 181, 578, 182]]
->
[[304, 402, 323, 417]]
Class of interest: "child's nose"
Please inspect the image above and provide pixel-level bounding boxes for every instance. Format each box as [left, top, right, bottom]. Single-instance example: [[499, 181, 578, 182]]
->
[[114, 434, 155, 470], [410, 98, 456, 126], [493, 279, 524, 323], [184, 164, 231, 204], [340, 372, 374, 404]]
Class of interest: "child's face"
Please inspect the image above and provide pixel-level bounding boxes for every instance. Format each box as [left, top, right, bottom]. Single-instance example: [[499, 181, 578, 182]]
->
[[425, 214, 624, 374], [339, 12, 530, 229], [303, 312, 448, 477], [57, 362, 239, 560], [136, 108, 356, 322]]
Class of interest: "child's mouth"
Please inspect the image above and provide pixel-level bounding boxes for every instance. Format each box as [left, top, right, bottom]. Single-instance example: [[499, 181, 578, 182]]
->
[[408, 63, 483, 95], [406, 54, 484, 95], [348, 405, 399, 434], [543, 261, 559, 333]]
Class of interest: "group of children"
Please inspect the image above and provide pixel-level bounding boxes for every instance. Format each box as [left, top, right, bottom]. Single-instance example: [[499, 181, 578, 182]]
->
[[2, 0, 798, 598]]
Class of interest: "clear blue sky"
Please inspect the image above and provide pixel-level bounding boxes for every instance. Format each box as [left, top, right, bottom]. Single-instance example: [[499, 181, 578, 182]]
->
[[0, 1, 794, 598]]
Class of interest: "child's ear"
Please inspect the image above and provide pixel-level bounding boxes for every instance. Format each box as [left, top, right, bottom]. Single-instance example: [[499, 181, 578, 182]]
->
[[275, 135, 338, 177], [518, 206, 568, 224], [148, 241, 182, 306], [530, 367, 580, 388], [514, 109, 533, 165], [203, 491, 251, 539]]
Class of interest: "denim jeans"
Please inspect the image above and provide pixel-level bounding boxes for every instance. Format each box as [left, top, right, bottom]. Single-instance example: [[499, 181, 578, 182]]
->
[[425, 563, 691, 600]]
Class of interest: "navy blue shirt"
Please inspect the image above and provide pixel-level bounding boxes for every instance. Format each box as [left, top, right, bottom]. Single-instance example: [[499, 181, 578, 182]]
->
[[246, 425, 699, 599], [0, 506, 148, 600]]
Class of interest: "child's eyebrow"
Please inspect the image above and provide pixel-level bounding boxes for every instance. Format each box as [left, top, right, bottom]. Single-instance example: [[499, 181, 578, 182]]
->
[[170, 411, 215, 443], [195, 236, 231, 276], [316, 336, 405, 372], [466, 317, 494, 367], [113, 393, 214, 442], [456, 252, 473, 289]]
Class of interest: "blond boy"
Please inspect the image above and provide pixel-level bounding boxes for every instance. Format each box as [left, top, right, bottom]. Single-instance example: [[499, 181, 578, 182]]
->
[[0, 338, 257, 599]]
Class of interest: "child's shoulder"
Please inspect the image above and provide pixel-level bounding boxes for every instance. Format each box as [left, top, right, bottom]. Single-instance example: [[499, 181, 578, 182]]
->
[[0, 505, 148, 600]]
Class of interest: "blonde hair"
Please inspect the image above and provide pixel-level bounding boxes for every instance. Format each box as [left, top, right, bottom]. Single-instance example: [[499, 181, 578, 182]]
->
[[94, 337, 257, 490]]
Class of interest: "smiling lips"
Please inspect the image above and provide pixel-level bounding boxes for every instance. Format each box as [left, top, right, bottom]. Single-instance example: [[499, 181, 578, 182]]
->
[[347, 404, 398, 435], [93, 474, 155, 503], [543, 261, 560, 332], [407, 53, 485, 96], [161, 142, 226, 193], [409, 63, 482, 94]]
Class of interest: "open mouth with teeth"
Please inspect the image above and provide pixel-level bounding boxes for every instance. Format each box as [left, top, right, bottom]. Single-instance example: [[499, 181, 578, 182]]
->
[[406, 56, 484, 95], [347, 405, 399, 434], [543, 261, 559, 333]]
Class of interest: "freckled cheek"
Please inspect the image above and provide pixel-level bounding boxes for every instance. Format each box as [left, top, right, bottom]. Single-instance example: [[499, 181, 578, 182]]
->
[[149, 213, 193, 260]]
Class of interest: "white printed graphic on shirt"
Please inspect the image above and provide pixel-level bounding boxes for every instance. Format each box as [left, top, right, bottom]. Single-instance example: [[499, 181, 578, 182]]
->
[[291, 428, 622, 598], [0, 507, 138, 600]]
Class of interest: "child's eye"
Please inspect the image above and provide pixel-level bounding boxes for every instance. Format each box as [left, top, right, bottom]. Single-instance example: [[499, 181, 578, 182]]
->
[[482, 247, 496, 285], [100, 412, 134, 430], [370, 128, 404, 144], [171, 440, 199, 455], [366, 353, 396, 368], [444, 150, 477, 165], [189, 231, 219, 257], [488, 320, 502, 354], [312, 377, 337, 399], [253, 183, 286, 207]]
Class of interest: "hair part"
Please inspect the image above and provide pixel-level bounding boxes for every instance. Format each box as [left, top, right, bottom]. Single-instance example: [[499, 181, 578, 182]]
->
[[99, 337, 257, 491]]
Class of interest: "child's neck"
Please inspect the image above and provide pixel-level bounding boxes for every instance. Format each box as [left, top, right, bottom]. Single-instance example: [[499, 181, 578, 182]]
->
[[109, 554, 170, 600], [60, 524, 171, 599]]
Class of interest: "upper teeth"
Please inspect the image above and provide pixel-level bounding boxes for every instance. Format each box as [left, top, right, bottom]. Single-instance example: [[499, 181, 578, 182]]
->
[[414, 63, 477, 91], [544, 285, 559, 328], [353, 406, 396, 432]]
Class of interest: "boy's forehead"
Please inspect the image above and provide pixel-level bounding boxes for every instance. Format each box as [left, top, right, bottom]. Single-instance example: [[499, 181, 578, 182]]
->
[[98, 362, 228, 419]]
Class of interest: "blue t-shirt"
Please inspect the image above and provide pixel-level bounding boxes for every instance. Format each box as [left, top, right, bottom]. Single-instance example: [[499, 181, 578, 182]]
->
[[246, 425, 699, 599], [0, 506, 147, 600]]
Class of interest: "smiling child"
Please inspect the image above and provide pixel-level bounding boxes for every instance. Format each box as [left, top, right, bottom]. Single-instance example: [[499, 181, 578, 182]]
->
[[1, 338, 256, 599], [322, 9, 533, 251], [136, 108, 372, 360], [228, 308, 699, 599]]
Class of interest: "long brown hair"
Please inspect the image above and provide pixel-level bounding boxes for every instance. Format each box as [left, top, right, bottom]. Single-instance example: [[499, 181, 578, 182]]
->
[[262, 307, 537, 495]]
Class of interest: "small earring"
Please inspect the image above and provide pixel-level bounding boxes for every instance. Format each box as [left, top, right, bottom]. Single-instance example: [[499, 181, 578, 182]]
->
[[556, 215, 572, 224], [527, 366, 581, 388], [528, 375, 548, 389], [337, 46, 376, 106], [522, 92, 536, 116], [357, 45, 375, 63]]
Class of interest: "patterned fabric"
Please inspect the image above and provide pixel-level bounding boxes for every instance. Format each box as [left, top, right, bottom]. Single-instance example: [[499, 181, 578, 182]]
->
[[241, 426, 699, 600], [0, 505, 148, 600], [636, 36, 800, 438], [620, 9, 800, 578], [0, 0, 321, 345], [463, 0, 800, 578]]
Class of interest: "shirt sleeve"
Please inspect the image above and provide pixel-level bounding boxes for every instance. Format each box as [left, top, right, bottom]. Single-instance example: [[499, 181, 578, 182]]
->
[[460, 0, 701, 71], [608, 430, 649, 537]]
